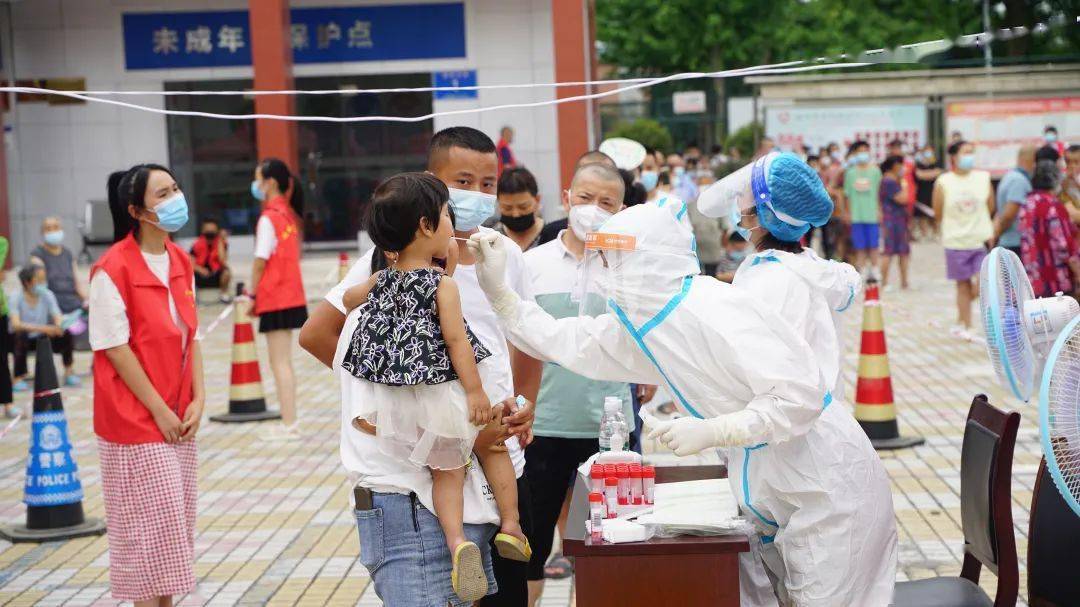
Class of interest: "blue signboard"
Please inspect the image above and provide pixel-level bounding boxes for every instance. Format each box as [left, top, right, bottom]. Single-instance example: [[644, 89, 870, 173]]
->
[[433, 70, 478, 100], [123, 3, 466, 70], [23, 411, 84, 507]]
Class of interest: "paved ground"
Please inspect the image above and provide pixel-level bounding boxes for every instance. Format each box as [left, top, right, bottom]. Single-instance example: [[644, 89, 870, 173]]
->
[[0, 241, 1040, 605]]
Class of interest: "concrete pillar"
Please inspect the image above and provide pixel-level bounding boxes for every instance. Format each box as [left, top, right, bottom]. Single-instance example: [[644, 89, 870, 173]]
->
[[551, 0, 592, 188], [248, 0, 298, 170]]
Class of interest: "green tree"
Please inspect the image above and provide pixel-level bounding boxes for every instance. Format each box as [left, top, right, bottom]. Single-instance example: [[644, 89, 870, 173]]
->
[[596, 0, 1077, 73], [606, 118, 674, 153]]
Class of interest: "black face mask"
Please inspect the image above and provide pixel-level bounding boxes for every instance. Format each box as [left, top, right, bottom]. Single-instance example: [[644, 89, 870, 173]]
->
[[202, 231, 218, 239], [500, 213, 536, 233]]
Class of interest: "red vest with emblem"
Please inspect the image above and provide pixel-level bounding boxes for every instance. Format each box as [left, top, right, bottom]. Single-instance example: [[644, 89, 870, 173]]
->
[[91, 234, 198, 444], [191, 234, 225, 272], [254, 196, 306, 314]]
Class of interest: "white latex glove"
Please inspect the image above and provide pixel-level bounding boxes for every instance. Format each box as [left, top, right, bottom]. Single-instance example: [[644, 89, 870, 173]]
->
[[647, 414, 756, 456], [466, 231, 519, 316]]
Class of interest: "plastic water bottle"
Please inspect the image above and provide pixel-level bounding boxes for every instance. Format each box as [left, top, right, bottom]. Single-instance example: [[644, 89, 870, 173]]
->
[[598, 396, 628, 452]]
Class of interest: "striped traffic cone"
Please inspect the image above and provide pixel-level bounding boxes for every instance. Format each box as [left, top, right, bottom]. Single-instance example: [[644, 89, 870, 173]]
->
[[854, 280, 924, 450], [338, 251, 350, 282], [210, 283, 280, 423], [0, 337, 105, 542]]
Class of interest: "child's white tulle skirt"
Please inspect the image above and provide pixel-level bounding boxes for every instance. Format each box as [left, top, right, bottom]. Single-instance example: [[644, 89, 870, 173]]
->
[[342, 361, 495, 470]]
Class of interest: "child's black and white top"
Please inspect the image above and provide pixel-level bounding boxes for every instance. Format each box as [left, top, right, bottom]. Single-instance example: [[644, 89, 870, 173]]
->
[[343, 268, 491, 385], [341, 267, 494, 470]]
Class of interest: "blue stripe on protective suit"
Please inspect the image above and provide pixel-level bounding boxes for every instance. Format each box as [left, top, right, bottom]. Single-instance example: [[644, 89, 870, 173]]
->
[[742, 444, 779, 532], [750, 254, 780, 266], [608, 275, 702, 419], [836, 285, 855, 312], [742, 392, 830, 535]]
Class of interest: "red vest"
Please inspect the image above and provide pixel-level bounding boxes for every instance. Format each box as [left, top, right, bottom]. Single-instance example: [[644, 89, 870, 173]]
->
[[191, 234, 225, 272], [254, 197, 306, 314], [91, 234, 198, 444]]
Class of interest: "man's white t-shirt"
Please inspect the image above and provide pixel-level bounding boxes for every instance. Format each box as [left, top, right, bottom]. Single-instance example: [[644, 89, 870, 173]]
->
[[328, 228, 532, 521]]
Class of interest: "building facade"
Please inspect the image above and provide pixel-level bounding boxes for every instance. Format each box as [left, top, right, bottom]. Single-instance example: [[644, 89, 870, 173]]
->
[[1, 0, 596, 260]]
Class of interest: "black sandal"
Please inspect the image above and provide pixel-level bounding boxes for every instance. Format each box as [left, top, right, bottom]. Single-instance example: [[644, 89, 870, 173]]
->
[[544, 553, 573, 579]]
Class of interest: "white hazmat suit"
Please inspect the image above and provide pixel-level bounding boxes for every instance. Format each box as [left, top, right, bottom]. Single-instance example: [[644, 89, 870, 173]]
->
[[731, 248, 898, 606], [469, 203, 896, 606]]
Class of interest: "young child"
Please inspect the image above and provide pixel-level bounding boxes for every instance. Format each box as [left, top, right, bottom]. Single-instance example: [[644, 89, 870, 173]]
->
[[340, 173, 530, 602], [10, 265, 71, 391]]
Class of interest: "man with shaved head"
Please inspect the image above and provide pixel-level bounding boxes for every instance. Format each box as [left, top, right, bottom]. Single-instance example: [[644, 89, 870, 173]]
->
[[537, 150, 619, 247], [994, 144, 1038, 257], [302, 126, 540, 607]]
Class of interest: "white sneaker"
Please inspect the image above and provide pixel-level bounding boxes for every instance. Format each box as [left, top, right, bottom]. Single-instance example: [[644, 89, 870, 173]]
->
[[261, 423, 301, 441], [949, 325, 974, 341]]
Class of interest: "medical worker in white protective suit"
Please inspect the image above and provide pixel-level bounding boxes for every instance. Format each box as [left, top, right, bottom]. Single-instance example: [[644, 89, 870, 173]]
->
[[467, 156, 896, 606]]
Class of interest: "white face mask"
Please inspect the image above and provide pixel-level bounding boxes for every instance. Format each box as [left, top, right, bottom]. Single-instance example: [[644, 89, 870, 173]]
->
[[568, 204, 614, 241]]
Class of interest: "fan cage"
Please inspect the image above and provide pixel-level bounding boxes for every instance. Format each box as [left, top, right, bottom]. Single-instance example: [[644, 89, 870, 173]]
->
[[981, 248, 1037, 402], [1039, 313, 1080, 518]]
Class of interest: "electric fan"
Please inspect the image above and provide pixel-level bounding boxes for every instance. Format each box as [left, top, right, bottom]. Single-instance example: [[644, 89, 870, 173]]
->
[[979, 247, 1079, 402], [1039, 315, 1080, 517], [980, 247, 1080, 604]]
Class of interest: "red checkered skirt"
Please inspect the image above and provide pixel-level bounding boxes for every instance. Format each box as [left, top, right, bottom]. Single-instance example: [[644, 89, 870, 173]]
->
[[98, 438, 197, 601]]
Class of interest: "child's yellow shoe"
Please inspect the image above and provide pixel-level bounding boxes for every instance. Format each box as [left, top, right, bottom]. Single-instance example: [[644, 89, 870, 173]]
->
[[494, 533, 533, 562], [451, 541, 488, 601]]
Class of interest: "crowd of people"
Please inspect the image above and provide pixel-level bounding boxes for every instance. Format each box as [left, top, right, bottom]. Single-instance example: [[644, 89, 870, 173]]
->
[[15, 117, 1075, 607], [626, 126, 1080, 340]]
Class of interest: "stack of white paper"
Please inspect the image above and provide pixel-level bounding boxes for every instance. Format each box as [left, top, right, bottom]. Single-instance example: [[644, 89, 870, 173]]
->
[[635, 478, 744, 535]]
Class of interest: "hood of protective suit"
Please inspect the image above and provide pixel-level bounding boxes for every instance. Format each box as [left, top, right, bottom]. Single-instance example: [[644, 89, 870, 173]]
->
[[745, 248, 861, 310], [733, 248, 862, 397], [597, 202, 701, 323]]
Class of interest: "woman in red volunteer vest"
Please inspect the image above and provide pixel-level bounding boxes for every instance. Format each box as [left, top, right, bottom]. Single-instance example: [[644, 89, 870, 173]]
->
[[89, 164, 204, 606], [249, 158, 307, 440]]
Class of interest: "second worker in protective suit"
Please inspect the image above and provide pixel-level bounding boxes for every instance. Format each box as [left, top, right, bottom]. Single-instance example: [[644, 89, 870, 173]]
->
[[467, 153, 896, 606]]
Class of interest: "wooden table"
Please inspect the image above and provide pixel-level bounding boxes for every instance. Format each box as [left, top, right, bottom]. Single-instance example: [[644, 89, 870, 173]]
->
[[562, 465, 749, 607]]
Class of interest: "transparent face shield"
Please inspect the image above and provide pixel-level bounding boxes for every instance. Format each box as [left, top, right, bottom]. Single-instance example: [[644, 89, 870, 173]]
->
[[697, 151, 778, 220], [575, 232, 647, 321]]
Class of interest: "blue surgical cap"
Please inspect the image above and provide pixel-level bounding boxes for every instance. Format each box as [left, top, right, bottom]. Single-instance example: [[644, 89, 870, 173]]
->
[[757, 153, 834, 242]]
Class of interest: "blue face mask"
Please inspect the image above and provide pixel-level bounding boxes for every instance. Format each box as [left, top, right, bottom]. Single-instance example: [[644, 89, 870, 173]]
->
[[957, 154, 976, 171], [856, 152, 871, 165], [728, 248, 749, 261], [448, 188, 496, 231], [33, 284, 48, 297], [150, 193, 189, 233], [251, 180, 266, 201], [673, 166, 685, 177], [639, 170, 659, 191], [730, 205, 754, 241], [1045, 133, 1058, 144], [43, 230, 64, 246]]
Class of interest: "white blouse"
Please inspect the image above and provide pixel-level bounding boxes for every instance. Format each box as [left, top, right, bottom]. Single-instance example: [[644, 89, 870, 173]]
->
[[88, 251, 193, 351]]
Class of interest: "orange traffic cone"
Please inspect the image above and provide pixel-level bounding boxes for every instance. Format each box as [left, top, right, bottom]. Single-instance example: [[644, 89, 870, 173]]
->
[[854, 280, 924, 450], [210, 283, 280, 423], [338, 251, 350, 282], [0, 337, 105, 542]]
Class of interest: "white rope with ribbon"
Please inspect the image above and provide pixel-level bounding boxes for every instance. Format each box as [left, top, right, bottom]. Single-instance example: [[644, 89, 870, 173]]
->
[[0, 62, 866, 124], [0, 412, 23, 441], [196, 302, 236, 341]]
